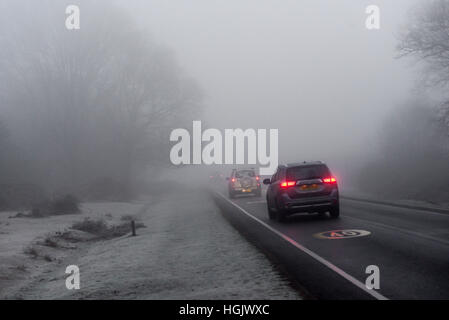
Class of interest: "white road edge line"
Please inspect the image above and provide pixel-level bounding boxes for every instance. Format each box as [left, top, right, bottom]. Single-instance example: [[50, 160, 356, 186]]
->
[[216, 192, 389, 301]]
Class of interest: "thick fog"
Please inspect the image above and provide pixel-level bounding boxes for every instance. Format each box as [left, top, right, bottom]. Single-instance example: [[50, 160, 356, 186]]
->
[[126, 0, 418, 164], [1, 0, 449, 206]]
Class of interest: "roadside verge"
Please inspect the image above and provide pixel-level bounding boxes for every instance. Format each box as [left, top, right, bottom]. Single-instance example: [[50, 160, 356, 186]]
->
[[341, 195, 449, 215]]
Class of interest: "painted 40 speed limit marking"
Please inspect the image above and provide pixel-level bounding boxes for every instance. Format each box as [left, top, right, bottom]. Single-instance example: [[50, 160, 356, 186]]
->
[[314, 229, 371, 240]]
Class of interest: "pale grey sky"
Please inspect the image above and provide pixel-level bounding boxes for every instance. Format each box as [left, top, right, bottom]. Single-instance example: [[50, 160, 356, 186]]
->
[[120, 0, 421, 169]]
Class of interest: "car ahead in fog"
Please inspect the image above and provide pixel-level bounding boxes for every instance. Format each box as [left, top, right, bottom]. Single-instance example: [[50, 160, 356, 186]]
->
[[227, 169, 262, 198], [263, 162, 339, 222], [208, 171, 224, 184]]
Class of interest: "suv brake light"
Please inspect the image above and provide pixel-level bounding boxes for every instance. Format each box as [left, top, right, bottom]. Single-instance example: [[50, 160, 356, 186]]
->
[[322, 177, 337, 184], [280, 181, 296, 189]]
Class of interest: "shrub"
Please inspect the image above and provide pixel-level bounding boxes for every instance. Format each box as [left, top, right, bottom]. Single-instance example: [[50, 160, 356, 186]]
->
[[52, 195, 80, 215], [23, 245, 38, 258], [71, 218, 109, 236], [71, 218, 145, 239], [42, 236, 59, 248], [30, 194, 80, 217]]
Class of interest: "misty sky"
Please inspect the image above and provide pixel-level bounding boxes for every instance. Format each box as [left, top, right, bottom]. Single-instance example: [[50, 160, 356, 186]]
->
[[120, 0, 420, 168]]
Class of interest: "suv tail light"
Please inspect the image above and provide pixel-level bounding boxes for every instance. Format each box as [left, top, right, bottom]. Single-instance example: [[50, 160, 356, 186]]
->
[[280, 181, 296, 189], [322, 177, 337, 184]]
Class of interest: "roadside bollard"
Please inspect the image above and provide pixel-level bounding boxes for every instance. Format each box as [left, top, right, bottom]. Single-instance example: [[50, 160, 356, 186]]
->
[[131, 220, 136, 236]]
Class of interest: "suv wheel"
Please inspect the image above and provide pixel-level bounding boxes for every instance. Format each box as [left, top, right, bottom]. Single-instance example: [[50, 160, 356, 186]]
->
[[329, 205, 340, 219], [275, 199, 287, 223], [317, 211, 326, 218], [276, 210, 287, 222]]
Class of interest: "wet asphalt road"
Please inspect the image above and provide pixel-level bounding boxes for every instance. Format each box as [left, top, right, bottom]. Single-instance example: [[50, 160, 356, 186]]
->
[[213, 189, 449, 300]]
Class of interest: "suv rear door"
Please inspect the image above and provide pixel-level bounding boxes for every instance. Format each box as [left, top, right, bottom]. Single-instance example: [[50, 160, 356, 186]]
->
[[284, 165, 334, 199], [267, 167, 284, 204]]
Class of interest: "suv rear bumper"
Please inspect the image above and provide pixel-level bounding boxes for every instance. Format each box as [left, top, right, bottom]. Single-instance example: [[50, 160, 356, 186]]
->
[[230, 186, 261, 194], [280, 190, 339, 214]]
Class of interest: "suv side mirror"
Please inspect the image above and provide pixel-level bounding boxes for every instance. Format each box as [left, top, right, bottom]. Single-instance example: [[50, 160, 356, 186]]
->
[[263, 179, 271, 185]]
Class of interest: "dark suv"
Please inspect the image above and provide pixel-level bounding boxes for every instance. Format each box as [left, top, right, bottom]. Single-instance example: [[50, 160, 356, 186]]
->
[[263, 162, 339, 222]]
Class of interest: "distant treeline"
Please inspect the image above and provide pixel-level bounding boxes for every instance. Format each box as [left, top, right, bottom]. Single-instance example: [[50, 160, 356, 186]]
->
[[0, 0, 202, 207], [357, 0, 449, 202]]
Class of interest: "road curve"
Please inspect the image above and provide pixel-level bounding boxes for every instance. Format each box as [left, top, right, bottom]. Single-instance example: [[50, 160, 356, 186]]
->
[[212, 189, 449, 300]]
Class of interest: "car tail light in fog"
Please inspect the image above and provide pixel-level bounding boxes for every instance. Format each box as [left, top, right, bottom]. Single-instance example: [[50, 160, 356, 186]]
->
[[322, 177, 337, 184], [280, 181, 296, 188], [231, 178, 236, 183]]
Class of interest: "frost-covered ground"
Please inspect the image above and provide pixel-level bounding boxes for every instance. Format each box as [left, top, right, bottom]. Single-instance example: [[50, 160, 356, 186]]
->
[[0, 188, 301, 300], [0, 201, 145, 299]]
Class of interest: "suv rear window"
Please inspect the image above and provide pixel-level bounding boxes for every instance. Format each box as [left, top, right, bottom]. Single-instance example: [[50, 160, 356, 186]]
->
[[235, 170, 256, 178], [286, 165, 330, 181]]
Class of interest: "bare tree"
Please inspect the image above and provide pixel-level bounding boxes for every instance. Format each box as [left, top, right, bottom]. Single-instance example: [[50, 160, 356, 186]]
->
[[398, 0, 449, 85], [0, 1, 202, 198], [397, 0, 449, 127], [358, 98, 449, 201]]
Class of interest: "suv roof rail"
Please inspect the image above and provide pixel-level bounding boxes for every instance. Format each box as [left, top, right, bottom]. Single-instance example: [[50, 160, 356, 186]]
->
[[284, 161, 326, 168]]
